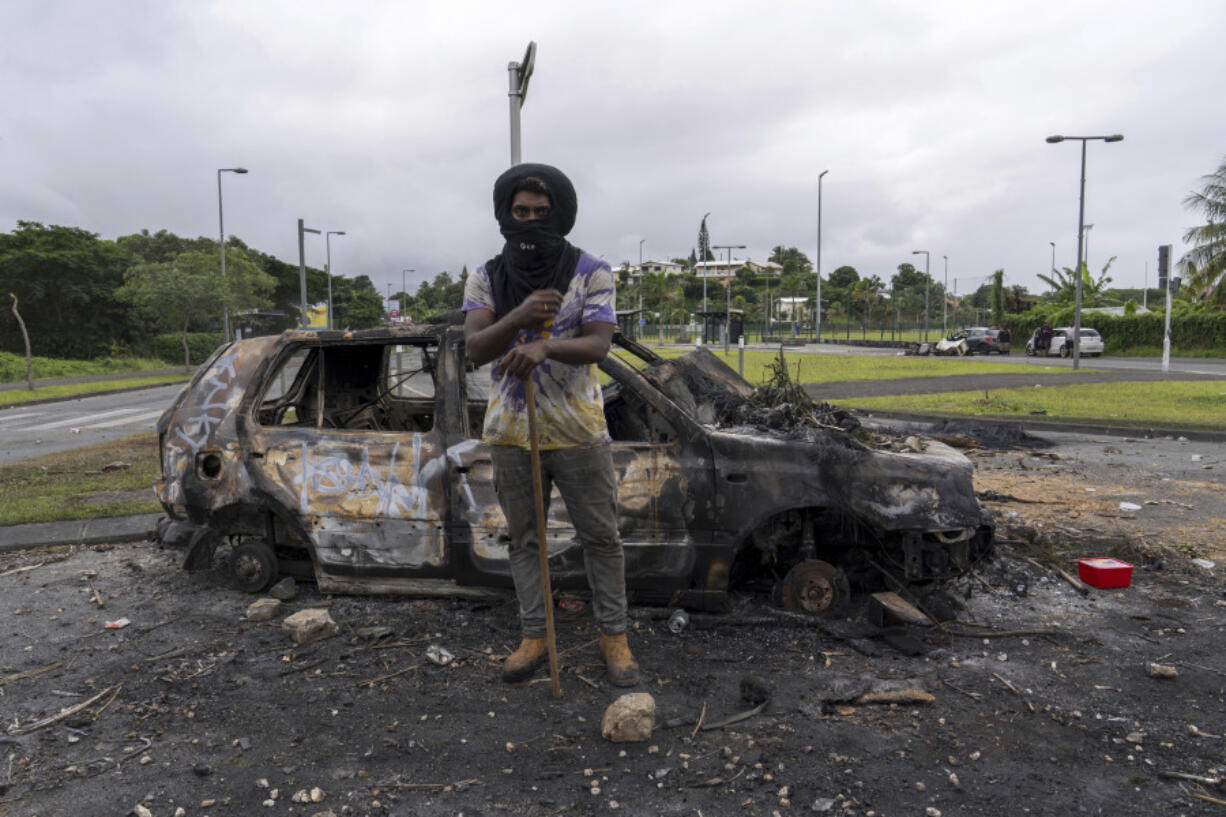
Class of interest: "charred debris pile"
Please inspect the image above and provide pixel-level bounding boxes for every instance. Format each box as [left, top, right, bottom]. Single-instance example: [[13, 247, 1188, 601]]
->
[[720, 351, 862, 437]]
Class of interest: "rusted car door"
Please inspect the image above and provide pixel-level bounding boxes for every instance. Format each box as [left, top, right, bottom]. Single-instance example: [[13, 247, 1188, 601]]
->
[[245, 341, 452, 573]]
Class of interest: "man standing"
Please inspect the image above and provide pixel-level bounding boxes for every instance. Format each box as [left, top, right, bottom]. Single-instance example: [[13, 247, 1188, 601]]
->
[[462, 163, 640, 687]]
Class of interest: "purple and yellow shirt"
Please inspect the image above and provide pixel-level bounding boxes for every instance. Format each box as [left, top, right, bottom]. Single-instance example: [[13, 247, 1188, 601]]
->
[[462, 252, 616, 449]]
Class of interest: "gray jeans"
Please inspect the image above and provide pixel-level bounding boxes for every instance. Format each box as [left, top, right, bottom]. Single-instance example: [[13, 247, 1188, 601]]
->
[[491, 443, 627, 637]]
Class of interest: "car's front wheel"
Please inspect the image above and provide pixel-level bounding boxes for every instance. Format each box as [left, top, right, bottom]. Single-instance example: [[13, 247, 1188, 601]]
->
[[229, 539, 278, 593], [1059, 344, 1071, 358]]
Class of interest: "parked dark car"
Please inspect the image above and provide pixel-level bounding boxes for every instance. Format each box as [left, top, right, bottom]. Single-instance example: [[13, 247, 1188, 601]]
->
[[963, 327, 1011, 355], [155, 325, 993, 613]]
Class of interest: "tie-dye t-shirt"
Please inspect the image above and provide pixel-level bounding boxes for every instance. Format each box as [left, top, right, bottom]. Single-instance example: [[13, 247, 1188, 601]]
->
[[461, 252, 616, 450]]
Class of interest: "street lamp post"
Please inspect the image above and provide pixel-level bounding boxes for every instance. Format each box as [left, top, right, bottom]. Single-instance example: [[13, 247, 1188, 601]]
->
[[911, 250, 930, 341], [638, 239, 645, 331], [401, 268, 415, 322], [297, 219, 321, 329], [713, 244, 745, 352], [1049, 241, 1056, 275], [942, 255, 948, 334], [1045, 133, 1123, 370], [325, 231, 345, 330], [701, 212, 711, 315], [217, 167, 248, 340], [817, 169, 828, 341], [507, 42, 536, 165], [765, 270, 772, 340]]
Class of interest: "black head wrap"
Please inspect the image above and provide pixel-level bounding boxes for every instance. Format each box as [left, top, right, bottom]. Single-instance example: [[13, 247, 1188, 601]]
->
[[484, 163, 583, 319]]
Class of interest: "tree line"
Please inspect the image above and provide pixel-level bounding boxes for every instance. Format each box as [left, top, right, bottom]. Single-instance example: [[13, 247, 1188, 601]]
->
[[0, 222, 464, 366]]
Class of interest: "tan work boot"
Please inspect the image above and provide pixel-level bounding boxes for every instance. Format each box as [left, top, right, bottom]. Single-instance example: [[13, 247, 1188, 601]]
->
[[599, 632, 641, 687], [502, 637, 548, 683]]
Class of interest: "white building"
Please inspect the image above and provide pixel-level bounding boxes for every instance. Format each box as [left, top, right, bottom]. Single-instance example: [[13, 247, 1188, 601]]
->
[[636, 259, 685, 277], [775, 296, 810, 321], [693, 259, 783, 282]]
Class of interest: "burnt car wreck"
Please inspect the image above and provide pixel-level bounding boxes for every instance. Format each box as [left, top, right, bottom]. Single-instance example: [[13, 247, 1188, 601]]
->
[[155, 324, 993, 613]]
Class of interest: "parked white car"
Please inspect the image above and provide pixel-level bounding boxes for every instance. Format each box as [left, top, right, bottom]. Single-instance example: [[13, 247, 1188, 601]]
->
[[1025, 326, 1104, 358]]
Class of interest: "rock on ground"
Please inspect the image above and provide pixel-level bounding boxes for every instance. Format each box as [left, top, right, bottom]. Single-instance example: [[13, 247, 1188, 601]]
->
[[246, 597, 282, 622], [269, 576, 298, 601], [282, 608, 338, 644], [601, 692, 656, 743]]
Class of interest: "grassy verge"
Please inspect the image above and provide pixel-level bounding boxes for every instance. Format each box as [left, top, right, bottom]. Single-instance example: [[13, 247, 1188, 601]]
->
[[843, 381, 1226, 430], [0, 352, 172, 383], [611, 347, 1080, 386], [0, 373, 190, 406], [0, 433, 161, 526]]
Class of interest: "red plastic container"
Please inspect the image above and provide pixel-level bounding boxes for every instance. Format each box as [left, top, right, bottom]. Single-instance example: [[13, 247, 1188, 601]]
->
[[1077, 557, 1134, 589]]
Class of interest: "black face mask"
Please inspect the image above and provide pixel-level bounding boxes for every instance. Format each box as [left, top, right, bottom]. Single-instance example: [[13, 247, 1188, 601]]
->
[[485, 163, 582, 319]]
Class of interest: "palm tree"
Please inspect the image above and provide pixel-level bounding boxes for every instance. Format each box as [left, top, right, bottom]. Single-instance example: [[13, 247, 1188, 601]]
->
[[1036, 257, 1115, 305], [1181, 157, 1226, 304]]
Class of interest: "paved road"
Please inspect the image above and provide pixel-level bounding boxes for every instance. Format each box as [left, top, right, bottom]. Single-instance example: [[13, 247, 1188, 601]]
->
[[0, 383, 185, 463]]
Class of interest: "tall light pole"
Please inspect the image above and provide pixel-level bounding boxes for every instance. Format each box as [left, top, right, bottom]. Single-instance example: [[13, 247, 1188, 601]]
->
[[911, 249, 930, 341], [217, 167, 248, 340], [638, 238, 645, 322], [816, 169, 828, 341], [942, 255, 948, 334], [714, 243, 746, 352], [507, 42, 536, 165], [401, 268, 415, 321], [701, 212, 711, 314], [324, 231, 345, 330], [297, 219, 320, 328], [1046, 133, 1123, 370], [1049, 241, 1056, 275]]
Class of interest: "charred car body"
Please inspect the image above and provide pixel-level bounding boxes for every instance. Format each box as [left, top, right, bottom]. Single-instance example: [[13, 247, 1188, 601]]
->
[[155, 325, 993, 612]]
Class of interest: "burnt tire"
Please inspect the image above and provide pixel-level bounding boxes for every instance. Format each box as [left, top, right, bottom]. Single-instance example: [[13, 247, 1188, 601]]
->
[[229, 540, 277, 593]]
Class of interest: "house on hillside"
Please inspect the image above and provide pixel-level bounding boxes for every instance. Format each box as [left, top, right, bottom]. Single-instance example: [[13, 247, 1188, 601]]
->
[[694, 259, 783, 283]]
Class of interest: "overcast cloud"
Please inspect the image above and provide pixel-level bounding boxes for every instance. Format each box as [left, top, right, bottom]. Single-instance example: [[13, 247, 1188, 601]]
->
[[2, 0, 1223, 303]]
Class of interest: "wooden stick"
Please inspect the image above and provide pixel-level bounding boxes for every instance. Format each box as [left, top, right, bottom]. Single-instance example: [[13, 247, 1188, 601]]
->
[[991, 672, 1035, 712], [356, 661, 424, 688], [0, 662, 61, 686], [8, 684, 119, 735], [1020, 555, 1088, 596], [525, 377, 562, 699]]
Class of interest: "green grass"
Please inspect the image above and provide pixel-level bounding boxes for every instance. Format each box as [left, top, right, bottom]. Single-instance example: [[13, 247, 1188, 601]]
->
[[843, 381, 1226, 430], [613, 347, 1079, 386], [0, 433, 161, 525], [0, 351, 172, 383], [0, 374, 190, 406]]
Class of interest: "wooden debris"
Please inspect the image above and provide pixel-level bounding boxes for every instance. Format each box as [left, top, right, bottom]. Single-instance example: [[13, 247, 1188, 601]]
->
[[854, 689, 934, 706], [1020, 555, 1088, 596], [356, 662, 424, 688], [7, 684, 120, 735], [1146, 662, 1179, 679], [869, 591, 934, 627], [991, 673, 1035, 712], [0, 662, 61, 686]]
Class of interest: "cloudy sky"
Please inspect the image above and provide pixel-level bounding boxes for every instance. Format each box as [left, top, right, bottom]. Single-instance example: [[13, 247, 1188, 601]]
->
[[3, 0, 1223, 303]]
